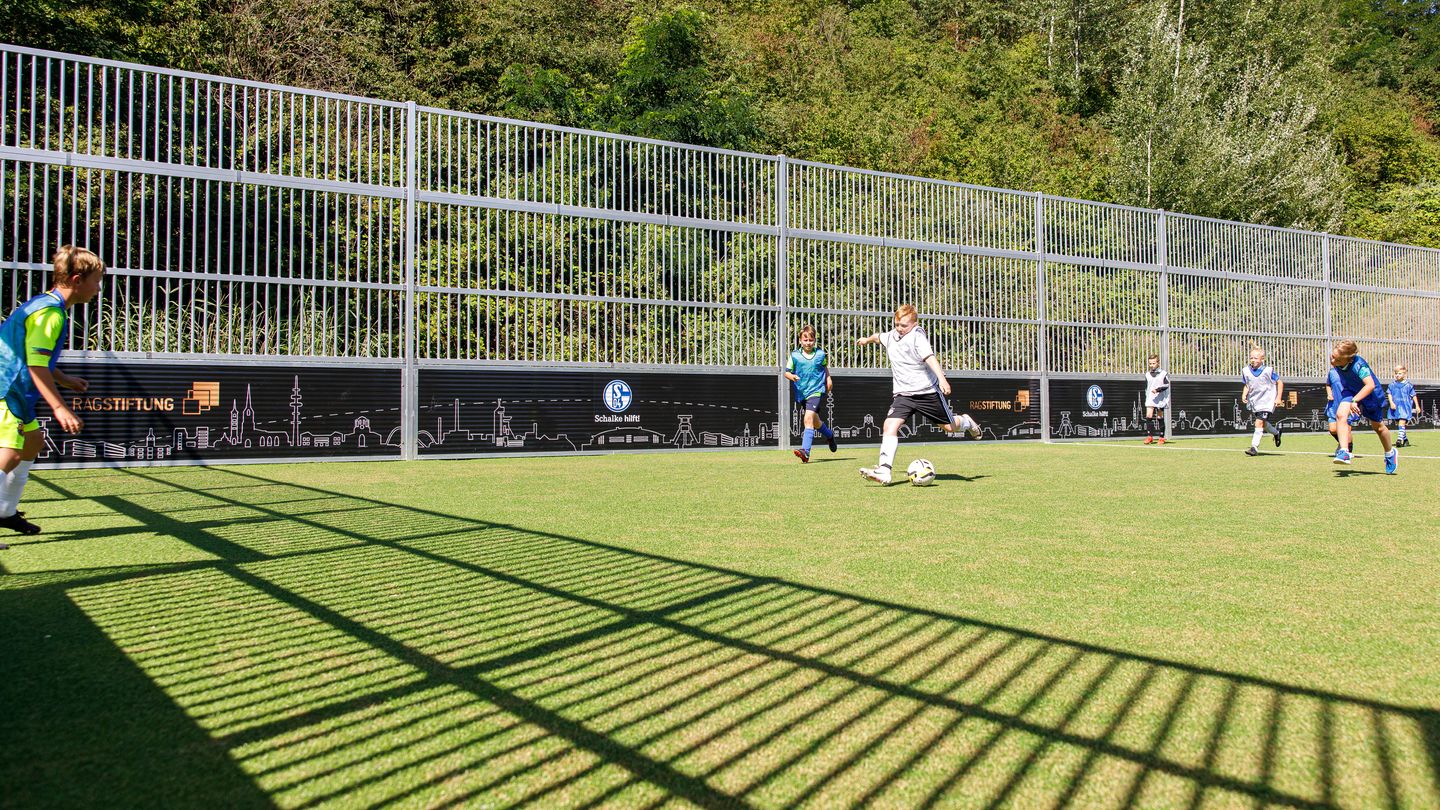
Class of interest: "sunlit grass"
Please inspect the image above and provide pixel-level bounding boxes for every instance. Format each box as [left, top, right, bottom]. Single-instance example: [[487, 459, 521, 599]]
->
[[1, 434, 1437, 808]]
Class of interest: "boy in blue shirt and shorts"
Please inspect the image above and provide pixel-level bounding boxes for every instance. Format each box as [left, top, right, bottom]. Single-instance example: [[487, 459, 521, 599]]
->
[[1387, 365, 1418, 447], [1329, 339, 1397, 473], [783, 324, 837, 463]]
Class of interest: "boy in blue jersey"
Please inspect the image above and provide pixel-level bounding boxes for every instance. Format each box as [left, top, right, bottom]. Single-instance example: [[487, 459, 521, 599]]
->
[[783, 324, 837, 462], [0, 246, 105, 544], [1328, 339, 1397, 473], [1386, 365, 1419, 447]]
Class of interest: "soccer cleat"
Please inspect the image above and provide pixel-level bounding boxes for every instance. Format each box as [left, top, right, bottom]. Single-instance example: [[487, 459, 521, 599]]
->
[[793, 448, 810, 463], [1385, 449, 1398, 475], [1245, 446, 1258, 456], [859, 466, 892, 485], [960, 414, 982, 440], [1273, 428, 1282, 447], [1333, 449, 1353, 465], [0, 512, 40, 535], [1143, 436, 1154, 445], [1157, 437, 1166, 445], [827, 432, 838, 453]]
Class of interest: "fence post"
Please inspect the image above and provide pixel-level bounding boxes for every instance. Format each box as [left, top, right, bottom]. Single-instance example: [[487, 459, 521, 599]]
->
[[1036, 191, 1059, 438], [1321, 233, 1333, 368], [1157, 209, 1171, 440], [776, 155, 790, 451], [402, 100, 419, 461], [1035, 192, 1050, 441]]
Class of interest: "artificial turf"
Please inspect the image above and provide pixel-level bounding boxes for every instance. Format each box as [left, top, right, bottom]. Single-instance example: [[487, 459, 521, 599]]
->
[[2, 434, 1437, 808]]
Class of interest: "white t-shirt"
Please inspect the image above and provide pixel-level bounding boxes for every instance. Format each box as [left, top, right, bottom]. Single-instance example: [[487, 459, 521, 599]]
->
[[881, 326, 938, 396], [1144, 368, 1171, 408], [1242, 365, 1280, 411]]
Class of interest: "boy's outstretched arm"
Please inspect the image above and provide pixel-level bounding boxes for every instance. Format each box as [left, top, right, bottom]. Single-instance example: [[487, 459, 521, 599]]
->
[[855, 334, 881, 346], [29, 366, 83, 433]]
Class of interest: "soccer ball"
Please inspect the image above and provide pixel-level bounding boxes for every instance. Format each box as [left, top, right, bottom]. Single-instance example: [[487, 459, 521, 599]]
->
[[906, 458, 936, 486]]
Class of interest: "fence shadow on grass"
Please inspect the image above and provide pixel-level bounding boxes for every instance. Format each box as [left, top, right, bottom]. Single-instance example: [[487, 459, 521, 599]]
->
[[4, 465, 1438, 809]]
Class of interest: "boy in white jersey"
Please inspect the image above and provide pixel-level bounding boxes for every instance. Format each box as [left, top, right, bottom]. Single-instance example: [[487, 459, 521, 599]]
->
[[1240, 348, 1283, 456], [1142, 354, 1169, 445], [855, 304, 980, 485]]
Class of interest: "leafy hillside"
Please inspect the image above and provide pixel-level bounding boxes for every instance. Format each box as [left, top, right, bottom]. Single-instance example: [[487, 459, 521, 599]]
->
[[5, 0, 1439, 244]]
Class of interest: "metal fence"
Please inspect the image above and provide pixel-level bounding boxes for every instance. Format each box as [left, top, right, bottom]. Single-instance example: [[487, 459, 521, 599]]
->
[[3, 43, 1439, 455]]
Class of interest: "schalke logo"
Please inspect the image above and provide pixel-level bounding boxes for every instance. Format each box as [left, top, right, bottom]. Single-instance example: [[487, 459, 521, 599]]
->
[[1086, 384, 1104, 409], [603, 379, 633, 413]]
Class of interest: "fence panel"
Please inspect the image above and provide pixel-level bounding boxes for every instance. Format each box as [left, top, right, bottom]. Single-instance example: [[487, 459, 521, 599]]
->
[[2, 43, 1439, 462]]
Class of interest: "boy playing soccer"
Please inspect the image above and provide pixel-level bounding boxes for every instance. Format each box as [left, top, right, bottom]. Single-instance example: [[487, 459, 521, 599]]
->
[[1240, 348, 1283, 456], [1329, 339, 1398, 473], [1142, 354, 1169, 445], [783, 324, 837, 463], [854, 304, 980, 485], [0, 246, 104, 546], [1387, 365, 1419, 447]]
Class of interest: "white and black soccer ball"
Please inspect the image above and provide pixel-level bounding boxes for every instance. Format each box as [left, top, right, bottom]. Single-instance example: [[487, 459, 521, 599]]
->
[[906, 458, 936, 486]]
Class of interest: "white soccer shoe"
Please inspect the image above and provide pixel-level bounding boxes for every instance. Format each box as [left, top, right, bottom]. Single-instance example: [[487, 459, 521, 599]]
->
[[859, 466, 892, 485], [958, 413, 982, 439]]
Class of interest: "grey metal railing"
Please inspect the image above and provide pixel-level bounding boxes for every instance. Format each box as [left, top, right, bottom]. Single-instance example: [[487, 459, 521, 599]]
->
[[2, 42, 1437, 456]]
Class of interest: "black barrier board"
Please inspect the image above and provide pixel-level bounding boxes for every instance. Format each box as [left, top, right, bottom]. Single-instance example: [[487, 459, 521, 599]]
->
[[417, 369, 779, 454], [1172, 379, 1331, 435], [1048, 378, 1149, 439], [1172, 380, 1440, 435], [798, 375, 1042, 442], [35, 362, 402, 465], [1402, 384, 1440, 431]]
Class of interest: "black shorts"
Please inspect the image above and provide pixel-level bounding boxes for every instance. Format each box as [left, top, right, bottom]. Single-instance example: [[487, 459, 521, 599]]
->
[[886, 392, 955, 426], [799, 395, 822, 413], [1251, 410, 1273, 423]]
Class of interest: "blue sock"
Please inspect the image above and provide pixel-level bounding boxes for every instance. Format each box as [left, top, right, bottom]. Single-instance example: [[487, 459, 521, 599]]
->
[[819, 424, 833, 439], [802, 428, 815, 453]]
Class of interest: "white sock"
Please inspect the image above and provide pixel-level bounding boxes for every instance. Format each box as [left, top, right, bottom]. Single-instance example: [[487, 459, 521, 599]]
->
[[0, 460, 32, 516], [878, 436, 898, 470], [1251, 428, 1263, 449]]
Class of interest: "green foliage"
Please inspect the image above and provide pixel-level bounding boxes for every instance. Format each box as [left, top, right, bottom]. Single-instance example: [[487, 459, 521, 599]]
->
[[1348, 180, 1440, 248], [6, 0, 1440, 237], [595, 6, 759, 149]]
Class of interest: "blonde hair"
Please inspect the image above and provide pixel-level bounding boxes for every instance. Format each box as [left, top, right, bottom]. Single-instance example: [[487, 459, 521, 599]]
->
[[51, 246, 105, 287], [1334, 339, 1358, 363], [894, 304, 918, 321], [797, 324, 817, 342], [1148, 354, 1159, 362]]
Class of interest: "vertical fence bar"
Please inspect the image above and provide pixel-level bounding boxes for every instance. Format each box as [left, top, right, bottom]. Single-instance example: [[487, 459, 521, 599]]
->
[[1322, 233, 1333, 370], [776, 154, 790, 451], [402, 101, 418, 459], [1157, 209, 1171, 440], [1035, 192, 1050, 441]]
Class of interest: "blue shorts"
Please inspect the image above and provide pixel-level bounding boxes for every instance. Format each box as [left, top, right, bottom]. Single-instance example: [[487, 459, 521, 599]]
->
[[798, 395, 822, 413], [1338, 394, 1388, 423]]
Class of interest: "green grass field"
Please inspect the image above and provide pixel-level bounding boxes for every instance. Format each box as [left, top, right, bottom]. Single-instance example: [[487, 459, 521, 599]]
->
[[2, 434, 1437, 809]]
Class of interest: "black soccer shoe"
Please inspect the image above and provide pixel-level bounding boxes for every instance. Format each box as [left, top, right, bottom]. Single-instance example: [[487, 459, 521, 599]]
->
[[1273, 428, 1282, 447], [0, 512, 40, 535], [827, 432, 837, 453], [1245, 447, 1259, 456]]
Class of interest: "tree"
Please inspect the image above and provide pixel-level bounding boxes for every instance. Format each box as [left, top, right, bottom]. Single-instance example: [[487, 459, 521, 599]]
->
[[1106, 4, 1346, 229], [596, 6, 759, 149]]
